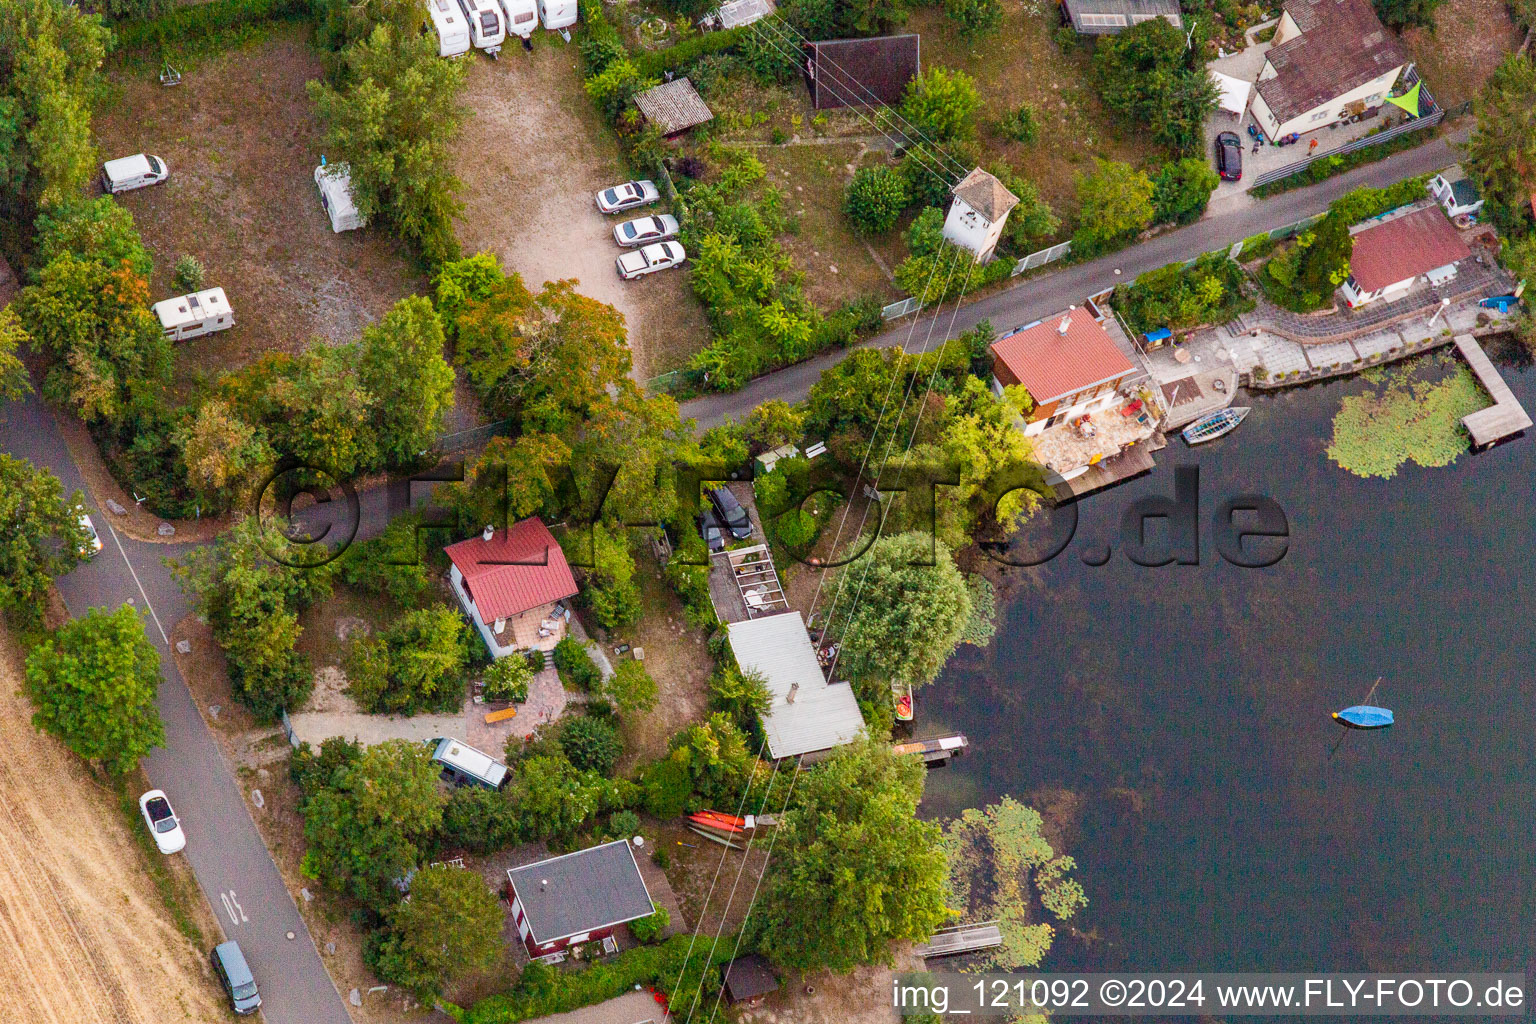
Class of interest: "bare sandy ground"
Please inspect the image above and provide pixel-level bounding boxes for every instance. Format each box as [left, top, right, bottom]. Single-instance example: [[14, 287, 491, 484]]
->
[[0, 625, 227, 1024]]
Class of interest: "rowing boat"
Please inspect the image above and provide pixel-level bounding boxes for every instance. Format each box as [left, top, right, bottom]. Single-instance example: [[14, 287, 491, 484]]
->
[[1333, 705, 1394, 729], [1182, 406, 1250, 445]]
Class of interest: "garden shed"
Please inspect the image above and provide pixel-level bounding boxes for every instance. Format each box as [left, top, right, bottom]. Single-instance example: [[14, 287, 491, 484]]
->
[[801, 35, 920, 111], [633, 77, 714, 138]]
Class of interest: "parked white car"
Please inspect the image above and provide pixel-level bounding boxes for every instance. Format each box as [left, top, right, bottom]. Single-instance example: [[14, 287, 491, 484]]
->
[[102, 154, 169, 194], [616, 241, 686, 280], [595, 180, 659, 214], [139, 790, 186, 854], [77, 511, 102, 559], [613, 214, 679, 248]]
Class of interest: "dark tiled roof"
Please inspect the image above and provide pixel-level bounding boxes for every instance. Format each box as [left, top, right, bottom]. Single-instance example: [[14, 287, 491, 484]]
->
[[633, 77, 713, 135], [507, 840, 655, 944], [1449, 176, 1481, 207], [1255, 0, 1405, 125], [952, 168, 1019, 222], [444, 518, 578, 624], [990, 311, 1136, 404], [724, 955, 779, 1001], [802, 35, 919, 111], [1348, 204, 1471, 293]]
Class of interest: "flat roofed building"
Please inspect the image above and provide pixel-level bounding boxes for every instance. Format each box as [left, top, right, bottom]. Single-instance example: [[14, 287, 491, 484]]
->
[[726, 611, 864, 759]]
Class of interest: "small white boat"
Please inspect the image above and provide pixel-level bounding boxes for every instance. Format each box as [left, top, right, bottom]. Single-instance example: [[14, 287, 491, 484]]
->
[[1182, 406, 1250, 445]]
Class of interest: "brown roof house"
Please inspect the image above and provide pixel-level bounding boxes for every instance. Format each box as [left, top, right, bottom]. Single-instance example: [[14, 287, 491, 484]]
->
[[990, 307, 1154, 480], [1339, 201, 1471, 308], [633, 77, 713, 138], [942, 167, 1019, 262], [801, 34, 919, 110], [446, 518, 579, 660], [1250, 0, 1407, 141]]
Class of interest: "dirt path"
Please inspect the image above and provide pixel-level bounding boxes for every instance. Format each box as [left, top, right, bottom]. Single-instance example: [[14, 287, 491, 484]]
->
[[0, 626, 227, 1024], [452, 46, 710, 379]]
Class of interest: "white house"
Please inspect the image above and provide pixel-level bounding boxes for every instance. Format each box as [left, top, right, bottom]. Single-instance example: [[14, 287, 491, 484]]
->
[[726, 611, 864, 760], [1339, 202, 1471, 308], [153, 288, 234, 341], [1249, 0, 1406, 142], [445, 518, 579, 659], [1427, 165, 1485, 219], [314, 163, 365, 232], [942, 168, 1019, 263]]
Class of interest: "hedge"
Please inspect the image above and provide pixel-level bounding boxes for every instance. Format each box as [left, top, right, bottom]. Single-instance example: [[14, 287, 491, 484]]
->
[[451, 934, 736, 1024], [633, 28, 748, 79], [112, 0, 310, 51]]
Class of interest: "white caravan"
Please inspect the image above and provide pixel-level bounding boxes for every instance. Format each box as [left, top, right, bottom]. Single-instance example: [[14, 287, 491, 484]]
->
[[498, 0, 537, 38], [457, 0, 505, 54], [538, 0, 576, 31], [426, 0, 470, 56], [314, 163, 365, 232], [102, 153, 169, 193], [153, 288, 234, 341]]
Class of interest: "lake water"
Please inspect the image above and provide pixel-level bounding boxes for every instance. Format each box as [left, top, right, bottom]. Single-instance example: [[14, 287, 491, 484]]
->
[[923, 342, 1535, 978]]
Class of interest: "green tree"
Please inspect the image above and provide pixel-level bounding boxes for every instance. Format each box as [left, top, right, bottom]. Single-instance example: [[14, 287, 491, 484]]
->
[[0, 454, 86, 614], [1466, 54, 1536, 234], [984, 162, 1060, 250], [553, 636, 603, 691], [842, 165, 909, 235], [482, 653, 534, 702], [507, 754, 628, 842], [1151, 158, 1220, 225], [754, 742, 949, 971], [893, 207, 977, 303], [346, 605, 470, 714], [24, 605, 165, 774], [173, 399, 274, 511], [449, 431, 573, 531], [34, 197, 154, 278], [1093, 18, 1218, 156], [356, 295, 455, 467], [783, 0, 908, 37], [308, 25, 467, 264], [606, 658, 658, 716], [559, 714, 623, 774], [223, 346, 378, 478], [835, 532, 971, 691], [942, 0, 1001, 36], [0, 306, 28, 403], [0, 0, 111, 207], [1373, 0, 1442, 27], [898, 67, 981, 145], [302, 739, 445, 907], [1262, 211, 1351, 312], [744, 400, 805, 450], [1072, 159, 1155, 252], [567, 521, 641, 630], [338, 515, 435, 606], [369, 863, 503, 998], [439, 784, 520, 853]]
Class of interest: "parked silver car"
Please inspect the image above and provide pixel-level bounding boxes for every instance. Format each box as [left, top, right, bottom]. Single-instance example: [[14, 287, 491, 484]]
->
[[616, 241, 686, 280], [613, 214, 679, 247], [595, 180, 659, 213]]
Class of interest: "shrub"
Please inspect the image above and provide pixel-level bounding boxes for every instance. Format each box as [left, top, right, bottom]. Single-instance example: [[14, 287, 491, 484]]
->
[[640, 753, 692, 818], [628, 906, 670, 943], [172, 254, 206, 293], [559, 715, 623, 775], [112, 0, 308, 51], [345, 605, 470, 714], [842, 166, 909, 235], [483, 655, 533, 703], [553, 636, 602, 691], [526, 649, 546, 673], [943, 0, 1001, 35], [338, 517, 434, 606], [898, 66, 981, 145], [998, 102, 1038, 144], [1151, 158, 1220, 226], [439, 785, 520, 854], [633, 27, 745, 78], [607, 809, 641, 839], [606, 659, 658, 715], [584, 59, 652, 123]]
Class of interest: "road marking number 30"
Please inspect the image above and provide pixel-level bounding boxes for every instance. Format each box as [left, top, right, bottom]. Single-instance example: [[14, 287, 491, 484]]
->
[[221, 890, 249, 926]]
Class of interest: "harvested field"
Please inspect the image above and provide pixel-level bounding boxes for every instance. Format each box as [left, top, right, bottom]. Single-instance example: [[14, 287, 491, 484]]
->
[[451, 45, 710, 379], [93, 27, 424, 395], [0, 624, 227, 1024]]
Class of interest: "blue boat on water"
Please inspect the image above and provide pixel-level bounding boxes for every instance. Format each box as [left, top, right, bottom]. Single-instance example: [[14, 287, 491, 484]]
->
[[1333, 705, 1394, 729]]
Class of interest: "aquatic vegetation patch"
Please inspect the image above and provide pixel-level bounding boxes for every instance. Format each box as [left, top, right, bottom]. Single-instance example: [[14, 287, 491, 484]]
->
[[1325, 362, 1488, 479]]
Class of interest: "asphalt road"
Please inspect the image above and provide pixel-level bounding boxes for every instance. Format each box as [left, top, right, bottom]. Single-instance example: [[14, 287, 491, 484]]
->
[[679, 130, 1469, 429], [0, 387, 352, 1024]]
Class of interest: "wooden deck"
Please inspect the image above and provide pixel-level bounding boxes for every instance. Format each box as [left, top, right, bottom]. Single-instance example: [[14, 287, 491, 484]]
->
[[1052, 434, 1165, 501], [1456, 334, 1532, 449], [914, 922, 1003, 959]]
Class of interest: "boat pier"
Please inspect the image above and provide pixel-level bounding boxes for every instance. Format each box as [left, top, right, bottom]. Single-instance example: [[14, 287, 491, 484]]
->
[[1455, 333, 1532, 449], [914, 921, 1004, 959], [891, 734, 969, 765]]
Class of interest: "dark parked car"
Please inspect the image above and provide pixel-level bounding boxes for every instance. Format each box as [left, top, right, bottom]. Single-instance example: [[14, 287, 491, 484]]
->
[[212, 941, 261, 1015], [706, 485, 752, 541], [698, 508, 726, 552], [1215, 131, 1242, 182]]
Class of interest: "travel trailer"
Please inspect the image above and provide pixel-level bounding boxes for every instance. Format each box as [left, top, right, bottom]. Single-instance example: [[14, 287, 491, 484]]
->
[[458, 0, 505, 54], [314, 163, 365, 232], [153, 288, 234, 341], [102, 153, 169, 193], [538, 0, 577, 31], [425, 0, 471, 56], [427, 737, 509, 790], [499, 0, 537, 38]]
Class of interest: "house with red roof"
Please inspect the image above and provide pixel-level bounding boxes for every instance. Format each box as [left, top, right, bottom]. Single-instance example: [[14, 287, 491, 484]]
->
[[445, 518, 579, 660], [1340, 202, 1471, 308]]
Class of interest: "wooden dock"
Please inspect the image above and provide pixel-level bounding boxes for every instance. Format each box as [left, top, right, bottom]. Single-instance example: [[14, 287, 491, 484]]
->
[[1456, 333, 1532, 449], [914, 921, 1003, 959], [891, 734, 969, 765]]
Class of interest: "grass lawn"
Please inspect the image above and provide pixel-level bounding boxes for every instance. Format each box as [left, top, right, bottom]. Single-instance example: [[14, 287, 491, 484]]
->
[[1399, 0, 1523, 109], [92, 26, 425, 399]]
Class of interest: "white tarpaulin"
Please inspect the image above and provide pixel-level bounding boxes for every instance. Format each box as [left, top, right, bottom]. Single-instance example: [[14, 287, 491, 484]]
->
[[1210, 70, 1252, 117]]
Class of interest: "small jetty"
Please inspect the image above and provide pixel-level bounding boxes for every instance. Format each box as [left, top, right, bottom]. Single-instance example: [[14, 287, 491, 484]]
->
[[914, 921, 1004, 959], [891, 734, 969, 765], [1455, 333, 1532, 449]]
